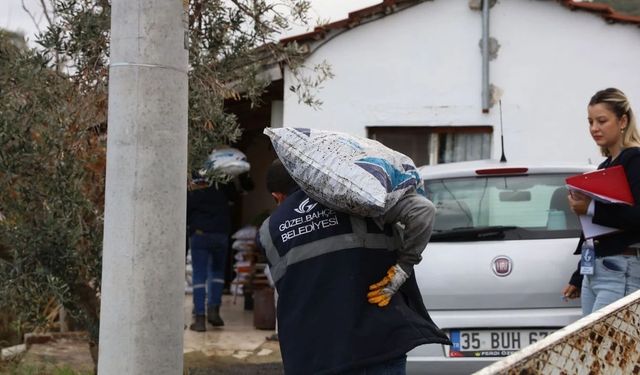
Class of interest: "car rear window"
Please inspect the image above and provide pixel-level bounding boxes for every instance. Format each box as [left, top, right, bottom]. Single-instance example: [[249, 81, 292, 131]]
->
[[424, 173, 581, 240]]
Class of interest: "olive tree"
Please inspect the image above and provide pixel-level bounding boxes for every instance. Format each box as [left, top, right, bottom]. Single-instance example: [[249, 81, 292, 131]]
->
[[0, 0, 329, 363]]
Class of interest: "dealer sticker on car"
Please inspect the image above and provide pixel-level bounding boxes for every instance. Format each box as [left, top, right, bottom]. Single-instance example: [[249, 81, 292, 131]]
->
[[448, 329, 555, 357]]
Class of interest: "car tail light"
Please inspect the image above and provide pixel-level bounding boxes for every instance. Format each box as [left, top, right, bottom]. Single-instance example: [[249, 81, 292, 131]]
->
[[475, 167, 528, 175]]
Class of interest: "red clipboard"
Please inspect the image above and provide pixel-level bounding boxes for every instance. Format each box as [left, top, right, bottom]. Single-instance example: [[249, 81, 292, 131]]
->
[[565, 165, 634, 205]]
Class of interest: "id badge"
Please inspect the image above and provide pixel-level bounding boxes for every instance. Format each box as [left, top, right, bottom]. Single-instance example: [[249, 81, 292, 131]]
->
[[580, 239, 595, 275]]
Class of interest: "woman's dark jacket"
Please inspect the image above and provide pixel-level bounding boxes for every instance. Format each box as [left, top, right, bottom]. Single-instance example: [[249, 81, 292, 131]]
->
[[569, 147, 640, 287]]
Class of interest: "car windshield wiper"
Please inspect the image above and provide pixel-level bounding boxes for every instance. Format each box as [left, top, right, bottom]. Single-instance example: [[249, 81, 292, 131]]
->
[[430, 226, 519, 242]]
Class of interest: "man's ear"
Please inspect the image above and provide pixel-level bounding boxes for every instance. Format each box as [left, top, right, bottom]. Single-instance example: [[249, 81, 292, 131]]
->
[[271, 192, 287, 205]]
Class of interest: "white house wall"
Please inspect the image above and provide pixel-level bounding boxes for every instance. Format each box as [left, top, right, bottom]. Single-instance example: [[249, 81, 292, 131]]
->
[[282, 0, 640, 165]]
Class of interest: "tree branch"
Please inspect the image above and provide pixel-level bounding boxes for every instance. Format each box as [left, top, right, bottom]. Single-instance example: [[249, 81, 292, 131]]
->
[[21, 0, 42, 32], [228, 0, 279, 34], [38, 0, 54, 27]]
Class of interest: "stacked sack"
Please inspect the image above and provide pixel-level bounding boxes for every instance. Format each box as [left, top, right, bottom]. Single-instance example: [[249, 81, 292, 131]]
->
[[263, 127, 424, 217], [230, 225, 258, 296]]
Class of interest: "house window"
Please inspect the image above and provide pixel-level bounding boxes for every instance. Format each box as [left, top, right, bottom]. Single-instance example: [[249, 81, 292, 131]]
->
[[367, 126, 492, 166]]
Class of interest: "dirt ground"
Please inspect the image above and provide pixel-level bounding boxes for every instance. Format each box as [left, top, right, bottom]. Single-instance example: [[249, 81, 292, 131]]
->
[[183, 341, 284, 374], [6, 295, 283, 374], [187, 362, 283, 375], [11, 332, 283, 374], [185, 340, 283, 374], [15, 334, 95, 374]]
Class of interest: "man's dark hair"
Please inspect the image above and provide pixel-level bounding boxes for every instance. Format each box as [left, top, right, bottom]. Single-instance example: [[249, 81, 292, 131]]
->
[[266, 159, 298, 194]]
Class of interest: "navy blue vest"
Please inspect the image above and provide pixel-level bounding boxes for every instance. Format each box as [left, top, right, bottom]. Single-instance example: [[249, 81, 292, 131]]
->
[[259, 189, 450, 374]]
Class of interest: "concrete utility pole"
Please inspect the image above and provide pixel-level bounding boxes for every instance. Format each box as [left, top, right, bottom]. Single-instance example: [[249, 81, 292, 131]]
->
[[98, 0, 188, 373]]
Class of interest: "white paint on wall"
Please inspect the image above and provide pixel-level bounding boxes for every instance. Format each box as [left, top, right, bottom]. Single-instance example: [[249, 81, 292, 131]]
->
[[282, 0, 640, 166]]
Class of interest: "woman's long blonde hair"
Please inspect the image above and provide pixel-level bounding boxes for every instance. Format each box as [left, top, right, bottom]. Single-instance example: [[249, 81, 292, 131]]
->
[[589, 88, 640, 156]]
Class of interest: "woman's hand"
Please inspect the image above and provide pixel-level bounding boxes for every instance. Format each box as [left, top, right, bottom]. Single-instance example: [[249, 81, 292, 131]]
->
[[561, 284, 580, 301], [567, 191, 591, 215]]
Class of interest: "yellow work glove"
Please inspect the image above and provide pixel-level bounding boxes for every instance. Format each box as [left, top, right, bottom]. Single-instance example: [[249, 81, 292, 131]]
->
[[367, 264, 409, 307]]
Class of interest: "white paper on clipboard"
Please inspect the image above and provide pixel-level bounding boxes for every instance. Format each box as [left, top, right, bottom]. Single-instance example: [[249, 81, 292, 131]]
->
[[579, 215, 619, 239]]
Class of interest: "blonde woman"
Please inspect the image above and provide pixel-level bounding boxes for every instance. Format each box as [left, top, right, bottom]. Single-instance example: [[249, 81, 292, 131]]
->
[[562, 88, 640, 315]]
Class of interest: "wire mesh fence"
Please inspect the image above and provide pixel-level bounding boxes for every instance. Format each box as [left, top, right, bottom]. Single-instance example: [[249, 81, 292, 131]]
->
[[475, 289, 640, 375]]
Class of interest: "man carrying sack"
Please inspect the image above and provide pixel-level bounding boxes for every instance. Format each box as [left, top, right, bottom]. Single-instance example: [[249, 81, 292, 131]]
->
[[258, 156, 450, 375]]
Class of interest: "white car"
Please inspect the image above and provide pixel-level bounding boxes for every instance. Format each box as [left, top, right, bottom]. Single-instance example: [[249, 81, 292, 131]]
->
[[407, 160, 594, 375]]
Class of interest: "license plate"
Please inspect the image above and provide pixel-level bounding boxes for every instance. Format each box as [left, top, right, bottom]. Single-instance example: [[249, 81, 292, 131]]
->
[[448, 329, 555, 357]]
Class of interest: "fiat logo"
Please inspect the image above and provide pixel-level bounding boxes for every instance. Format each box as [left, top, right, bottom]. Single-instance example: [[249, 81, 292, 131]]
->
[[492, 256, 513, 277]]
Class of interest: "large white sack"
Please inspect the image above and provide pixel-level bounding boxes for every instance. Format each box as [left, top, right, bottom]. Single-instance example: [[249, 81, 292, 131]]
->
[[203, 147, 250, 177], [264, 127, 423, 217]]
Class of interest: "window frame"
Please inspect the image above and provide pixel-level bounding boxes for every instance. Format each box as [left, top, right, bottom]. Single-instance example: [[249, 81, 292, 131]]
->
[[367, 126, 493, 165]]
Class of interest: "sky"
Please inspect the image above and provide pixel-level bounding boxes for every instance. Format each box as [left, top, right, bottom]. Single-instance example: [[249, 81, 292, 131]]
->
[[0, 0, 380, 46]]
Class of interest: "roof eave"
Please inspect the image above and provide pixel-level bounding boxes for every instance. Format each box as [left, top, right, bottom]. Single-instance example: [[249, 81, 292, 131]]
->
[[560, 0, 640, 26]]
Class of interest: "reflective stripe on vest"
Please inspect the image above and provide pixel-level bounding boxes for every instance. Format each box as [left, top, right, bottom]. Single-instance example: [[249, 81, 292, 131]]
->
[[260, 215, 398, 283]]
